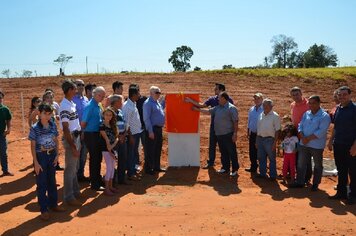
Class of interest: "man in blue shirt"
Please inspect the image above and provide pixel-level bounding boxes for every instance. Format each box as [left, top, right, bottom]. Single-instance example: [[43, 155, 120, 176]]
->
[[81, 86, 106, 191], [246, 93, 264, 173], [291, 95, 331, 190], [185, 83, 234, 169], [72, 79, 89, 182], [328, 86, 356, 204], [143, 86, 165, 175]]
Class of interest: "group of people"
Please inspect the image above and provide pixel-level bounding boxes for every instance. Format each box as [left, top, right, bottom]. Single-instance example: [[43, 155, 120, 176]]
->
[[0, 79, 355, 221]]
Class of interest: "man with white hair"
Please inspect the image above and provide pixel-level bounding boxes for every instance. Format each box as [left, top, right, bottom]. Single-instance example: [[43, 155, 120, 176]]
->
[[143, 86, 166, 175], [81, 86, 106, 191], [256, 98, 281, 180]]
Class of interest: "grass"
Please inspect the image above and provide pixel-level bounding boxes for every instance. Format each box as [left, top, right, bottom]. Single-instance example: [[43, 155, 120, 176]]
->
[[192, 67, 356, 80]]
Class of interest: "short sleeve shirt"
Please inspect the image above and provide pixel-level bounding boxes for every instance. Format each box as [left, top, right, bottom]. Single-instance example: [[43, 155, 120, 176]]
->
[[99, 123, 117, 151], [0, 104, 12, 133], [282, 136, 299, 153], [59, 98, 81, 132], [210, 102, 238, 135], [28, 121, 59, 152]]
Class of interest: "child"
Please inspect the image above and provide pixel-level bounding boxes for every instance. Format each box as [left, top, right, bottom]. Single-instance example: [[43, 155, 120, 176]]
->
[[99, 107, 119, 196], [29, 103, 65, 221], [280, 123, 299, 184], [28, 96, 42, 127]]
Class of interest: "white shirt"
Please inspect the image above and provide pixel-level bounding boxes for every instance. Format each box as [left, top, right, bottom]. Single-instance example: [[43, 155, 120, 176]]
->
[[59, 98, 81, 132], [122, 98, 143, 135], [257, 110, 281, 138], [282, 136, 299, 153]]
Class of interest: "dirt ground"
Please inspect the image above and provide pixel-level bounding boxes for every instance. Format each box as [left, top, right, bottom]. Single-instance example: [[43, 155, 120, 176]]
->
[[0, 73, 355, 235]]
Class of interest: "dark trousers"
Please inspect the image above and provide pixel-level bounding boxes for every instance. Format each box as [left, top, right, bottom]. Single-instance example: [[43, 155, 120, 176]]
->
[[144, 126, 163, 171], [216, 132, 239, 172], [35, 151, 58, 213], [207, 124, 218, 166], [116, 141, 127, 183], [84, 132, 102, 189], [248, 132, 258, 170], [334, 143, 356, 197], [0, 134, 8, 173]]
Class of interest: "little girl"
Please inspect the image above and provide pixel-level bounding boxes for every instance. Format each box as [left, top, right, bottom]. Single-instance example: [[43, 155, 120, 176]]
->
[[99, 107, 119, 196], [281, 123, 299, 184], [29, 103, 65, 221]]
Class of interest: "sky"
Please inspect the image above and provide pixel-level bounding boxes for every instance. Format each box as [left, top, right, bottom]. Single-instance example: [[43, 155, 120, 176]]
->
[[1, 0, 356, 76]]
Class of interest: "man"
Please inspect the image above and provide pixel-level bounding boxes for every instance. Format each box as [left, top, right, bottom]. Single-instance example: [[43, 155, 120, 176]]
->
[[59, 79, 82, 206], [246, 93, 264, 173], [0, 89, 13, 176], [193, 92, 239, 176], [110, 95, 130, 185], [290, 86, 312, 184], [84, 83, 96, 101], [291, 95, 331, 191], [143, 86, 166, 175], [123, 86, 143, 180], [256, 99, 281, 180], [328, 86, 356, 205], [81, 86, 106, 191], [129, 84, 147, 171], [185, 83, 234, 169], [72, 79, 89, 182], [105, 81, 124, 107]]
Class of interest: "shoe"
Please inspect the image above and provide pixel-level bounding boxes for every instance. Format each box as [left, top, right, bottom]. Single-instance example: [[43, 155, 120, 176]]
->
[[50, 205, 66, 212], [217, 169, 227, 174], [55, 165, 64, 171], [244, 168, 257, 173], [40, 212, 50, 221], [91, 186, 105, 191], [67, 199, 82, 206], [230, 171, 238, 177], [78, 176, 90, 182], [128, 175, 141, 181], [2, 171, 14, 176], [346, 197, 355, 205], [329, 192, 347, 200], [311, 184, 319, 192], [154, 168, 166, 173], [202, 164, 214, 169], [288, 183, 304, 188]]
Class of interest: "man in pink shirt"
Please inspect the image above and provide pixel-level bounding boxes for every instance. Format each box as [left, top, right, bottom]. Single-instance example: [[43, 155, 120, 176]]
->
[[290, 87, 312, 184]]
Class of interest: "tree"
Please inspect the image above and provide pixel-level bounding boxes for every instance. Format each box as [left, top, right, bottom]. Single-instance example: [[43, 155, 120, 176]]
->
[[287, 51, 305, 68], [22, 70, 32, 78], [1, 69, 10, 78], [168, 46, 193, 72], [193, 66, 202, 71], [270, 34, 298, 68], [222, 64, 235, 69], [54, 54, 73, 76], [303, 44, 338, 68]]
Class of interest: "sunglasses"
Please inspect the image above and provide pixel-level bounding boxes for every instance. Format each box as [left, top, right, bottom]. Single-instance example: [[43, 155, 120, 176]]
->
[[155, 91, 161, 95], [76, 84, 84, 87]]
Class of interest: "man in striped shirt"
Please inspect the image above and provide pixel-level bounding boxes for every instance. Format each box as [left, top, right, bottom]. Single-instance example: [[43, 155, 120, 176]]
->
[[59, 79, 82, 206]]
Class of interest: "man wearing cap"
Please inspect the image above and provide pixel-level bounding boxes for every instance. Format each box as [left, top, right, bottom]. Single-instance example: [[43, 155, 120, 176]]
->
[[246, 93, 264, 173], [256, 98, 281, 180], [185, 83, 234, 169], [143, 86, 166, 175]]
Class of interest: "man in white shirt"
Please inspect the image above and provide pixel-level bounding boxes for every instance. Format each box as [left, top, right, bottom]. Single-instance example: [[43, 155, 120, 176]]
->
[[256, 98, 281, 180], [59, 79, 82, 206], [122, 86, 144, 180]]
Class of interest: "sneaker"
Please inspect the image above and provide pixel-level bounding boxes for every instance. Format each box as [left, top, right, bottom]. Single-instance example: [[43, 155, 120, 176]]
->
[[230, 171, 238, 177], [40, 212, 50, 221], [217, 169, 227, 174]]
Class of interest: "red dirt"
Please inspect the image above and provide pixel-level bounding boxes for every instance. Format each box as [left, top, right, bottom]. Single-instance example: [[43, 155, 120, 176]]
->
[[0, 73, 355, 235]]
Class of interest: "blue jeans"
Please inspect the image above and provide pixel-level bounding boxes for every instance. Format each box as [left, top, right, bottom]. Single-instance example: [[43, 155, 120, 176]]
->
[[63, 137, 81, 202], [127, 132, 141, 176], [77, 138, 88, 178], [296, 145, 324, 185], [207, 124, 218, 166], [257, 136, 277, 178], [35, 151, 58, 213], [0, 133, 8, 173], [216, 132, 239, 172]]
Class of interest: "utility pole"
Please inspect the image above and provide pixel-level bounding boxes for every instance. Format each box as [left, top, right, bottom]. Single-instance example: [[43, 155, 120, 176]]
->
[[86, 56, 88, 74], [97, 63, 99, 74]]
